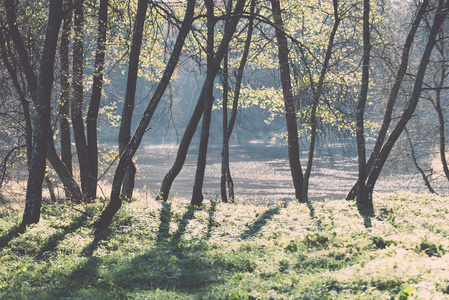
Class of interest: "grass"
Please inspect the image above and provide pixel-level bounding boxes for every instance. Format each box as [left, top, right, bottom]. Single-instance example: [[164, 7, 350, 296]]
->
[[1, 191, 449, 299]]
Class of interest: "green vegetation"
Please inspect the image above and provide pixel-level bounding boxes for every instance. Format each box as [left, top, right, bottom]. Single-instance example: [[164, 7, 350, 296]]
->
[[1, 192, 449, 299]]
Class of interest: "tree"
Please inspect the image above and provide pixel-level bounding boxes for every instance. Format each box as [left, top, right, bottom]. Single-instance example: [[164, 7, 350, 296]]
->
[[301, 0, 344, 202], [360, 0, 449, 210], [86, 0, 109, 199], [346, 0, 431, 201], [94, 0, 196, 229], [59, 0, 73, 181], [270, 0, 304, 202], [191, 0, 216, 206], [22, 0, 63, 225], [220, 0, 255, 203], [118, 0, 148, 201], [355, 0, 372, 215], [3, 0, 83, 205], [156, 0, 246, 202], [72, 0, 96, 200]]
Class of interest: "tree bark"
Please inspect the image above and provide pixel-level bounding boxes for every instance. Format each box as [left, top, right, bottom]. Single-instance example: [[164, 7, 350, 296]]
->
[[271, 0, 304, 202], [221, 0, 255, 204], [157, 0, 246, 202], [221, 51, 231, 203], [95, 0, 196, 229], [86, 0, 109, 199], [71, 1, 95, 200], [191, 0, 216, 206], [363, 0, 449, 205], [59, 0, 73, 200], [23, 0, 63, 225], [118, 0, 148, 201], [355, 0, 372, 215], [346, 0, 430, 200]]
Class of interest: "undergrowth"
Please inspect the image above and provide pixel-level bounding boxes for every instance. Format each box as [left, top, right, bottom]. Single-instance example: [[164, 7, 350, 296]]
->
[[1, 191, 449, 299]]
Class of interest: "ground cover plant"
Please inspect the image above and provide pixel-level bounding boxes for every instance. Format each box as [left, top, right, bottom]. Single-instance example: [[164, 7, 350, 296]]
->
[[1, 192, 449, 299]]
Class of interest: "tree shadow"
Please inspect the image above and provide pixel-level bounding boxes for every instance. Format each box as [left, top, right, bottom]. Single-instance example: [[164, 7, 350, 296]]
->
[[307, 201, 315, 219], [206, 200, 218, 239], [240, 205, 281, 239], [157, 201, 172, 243], [363, 216, 372, 228], [171, 204, 196, 246], [82, 228, 111, 257], [36, 212, 89, 258], [0, 223, 26, 248]]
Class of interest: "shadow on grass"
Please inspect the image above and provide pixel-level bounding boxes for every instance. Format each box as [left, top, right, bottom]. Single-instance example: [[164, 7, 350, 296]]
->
[[171, 205, 197, 247], [0, 223, 26, 248], [36, 212, 89, 258], [206, 201, 217, 239], [157, 201, 172, 243], [307, 201, 315, 219], [240, 205, 281, 239]]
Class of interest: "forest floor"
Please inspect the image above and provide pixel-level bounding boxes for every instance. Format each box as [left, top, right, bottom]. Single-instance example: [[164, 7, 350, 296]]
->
[[1, 192, 449, 299]]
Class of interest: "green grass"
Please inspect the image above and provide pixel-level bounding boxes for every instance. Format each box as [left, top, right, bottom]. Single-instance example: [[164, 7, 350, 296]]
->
[[1, 192, 449, 299]]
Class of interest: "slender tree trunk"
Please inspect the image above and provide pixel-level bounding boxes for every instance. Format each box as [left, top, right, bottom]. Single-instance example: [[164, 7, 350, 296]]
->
[[23, 0, 63, 225], [86, 0, 109, 199], [72, 1, 95, 200], [46, 136, 83, 201], [221, 51, 230, 203], [363, 0, 449, 204], [271, 0, 304, 202], [157, 0, 246, 202], [346, 0, 430, 200], [355, 0, 372, 215], [118, 0, 148, 201], [434, 66, 449, 181], [59, 0, 73, 200], [220, 0, 255, 204], [95, 0, 196, 229], [303, 0, 341, 202], [191, 0, 216, 206], [405, 127, 436, 194]]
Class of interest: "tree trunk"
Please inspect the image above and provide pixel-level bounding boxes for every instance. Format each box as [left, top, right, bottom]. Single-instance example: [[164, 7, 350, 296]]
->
[[434, 64, 449, 181], [363, 0, 448, 204], [157, 0, 246, 202], [72, 1, 95, 200], [221, 51, 230, 203], [95, 0, 196, 229], [191, 0, 216, 206], [346, 0, 429, 200], [405, 127, 436, 194], [59, 0, 73, 200], [221, 0, 255, 204], [118, 0, 148, 201], [23, 0, 63, 225], [271, 0, 304, 202], [355, 0, 372, 215], [86, 0, 108, 200], [302, 0, 341, 202]]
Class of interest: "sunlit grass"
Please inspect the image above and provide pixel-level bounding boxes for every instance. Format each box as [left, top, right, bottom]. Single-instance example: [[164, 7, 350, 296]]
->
[[1, 192, 449, 299]]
